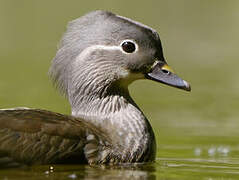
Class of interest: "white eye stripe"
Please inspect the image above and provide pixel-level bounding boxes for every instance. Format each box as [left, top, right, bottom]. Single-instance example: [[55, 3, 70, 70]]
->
[[75, 45, 121, 63], [75, 42, 138, 63]]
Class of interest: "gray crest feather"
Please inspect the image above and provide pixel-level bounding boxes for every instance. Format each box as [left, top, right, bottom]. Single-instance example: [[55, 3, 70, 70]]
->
[[49, 11, 115, 95]]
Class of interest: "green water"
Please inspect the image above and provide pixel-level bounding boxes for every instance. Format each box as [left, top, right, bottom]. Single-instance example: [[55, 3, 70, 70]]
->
[[0, 0, 239, 179]]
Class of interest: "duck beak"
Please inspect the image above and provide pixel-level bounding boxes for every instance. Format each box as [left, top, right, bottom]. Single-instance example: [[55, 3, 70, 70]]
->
[[145, 61, 191, 91]]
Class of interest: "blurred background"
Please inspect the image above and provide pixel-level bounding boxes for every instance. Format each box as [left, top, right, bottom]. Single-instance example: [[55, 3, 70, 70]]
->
[[0, 0, 239, 178]]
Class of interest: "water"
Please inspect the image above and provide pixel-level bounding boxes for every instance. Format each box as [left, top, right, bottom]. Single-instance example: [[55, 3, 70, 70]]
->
[[1, 157, 239, 179], [0, 0, 239, 179]]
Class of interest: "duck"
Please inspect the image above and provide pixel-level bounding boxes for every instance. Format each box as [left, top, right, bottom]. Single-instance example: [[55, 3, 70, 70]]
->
[[0, 10, 190, 166]]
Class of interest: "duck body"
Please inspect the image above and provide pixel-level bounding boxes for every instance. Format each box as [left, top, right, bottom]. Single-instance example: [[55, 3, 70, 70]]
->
[[0, 105, 155, 165], [0, 11, 190, 166]]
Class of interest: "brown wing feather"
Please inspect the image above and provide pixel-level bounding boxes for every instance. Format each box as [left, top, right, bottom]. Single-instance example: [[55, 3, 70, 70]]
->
[[0, 108, 110, 166]]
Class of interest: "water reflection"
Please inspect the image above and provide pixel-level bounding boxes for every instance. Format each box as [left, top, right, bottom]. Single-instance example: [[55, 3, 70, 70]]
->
[[63, 163, 156, 180], [0, 163, 156, 180], [1, 157, 239, 180]]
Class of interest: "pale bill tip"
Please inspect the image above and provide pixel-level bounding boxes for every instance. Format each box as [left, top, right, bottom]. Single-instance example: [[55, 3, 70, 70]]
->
[[183, 80, 191, 91]]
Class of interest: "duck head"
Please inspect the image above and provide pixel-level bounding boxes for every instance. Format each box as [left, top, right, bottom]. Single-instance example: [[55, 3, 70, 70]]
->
[[50, 11, 190, 109]]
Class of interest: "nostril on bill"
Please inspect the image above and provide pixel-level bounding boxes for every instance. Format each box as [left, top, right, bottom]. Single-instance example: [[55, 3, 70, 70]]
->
[[161, 69, 170, 75]]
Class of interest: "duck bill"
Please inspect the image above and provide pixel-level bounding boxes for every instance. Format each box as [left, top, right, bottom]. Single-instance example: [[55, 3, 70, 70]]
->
[[145, 61, 191, 91]]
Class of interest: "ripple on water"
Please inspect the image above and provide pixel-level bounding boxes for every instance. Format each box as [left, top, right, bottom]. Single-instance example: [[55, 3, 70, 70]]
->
[[193, 146, 230, 157]]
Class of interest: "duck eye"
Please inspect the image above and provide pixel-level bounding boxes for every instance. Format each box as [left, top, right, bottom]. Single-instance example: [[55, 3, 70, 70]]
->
[[121, 41, 136, 53]]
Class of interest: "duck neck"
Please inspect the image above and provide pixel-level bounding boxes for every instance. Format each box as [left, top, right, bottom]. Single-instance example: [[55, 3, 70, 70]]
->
[[71, 81, 133, 116], [70, 82, 156, 161]]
